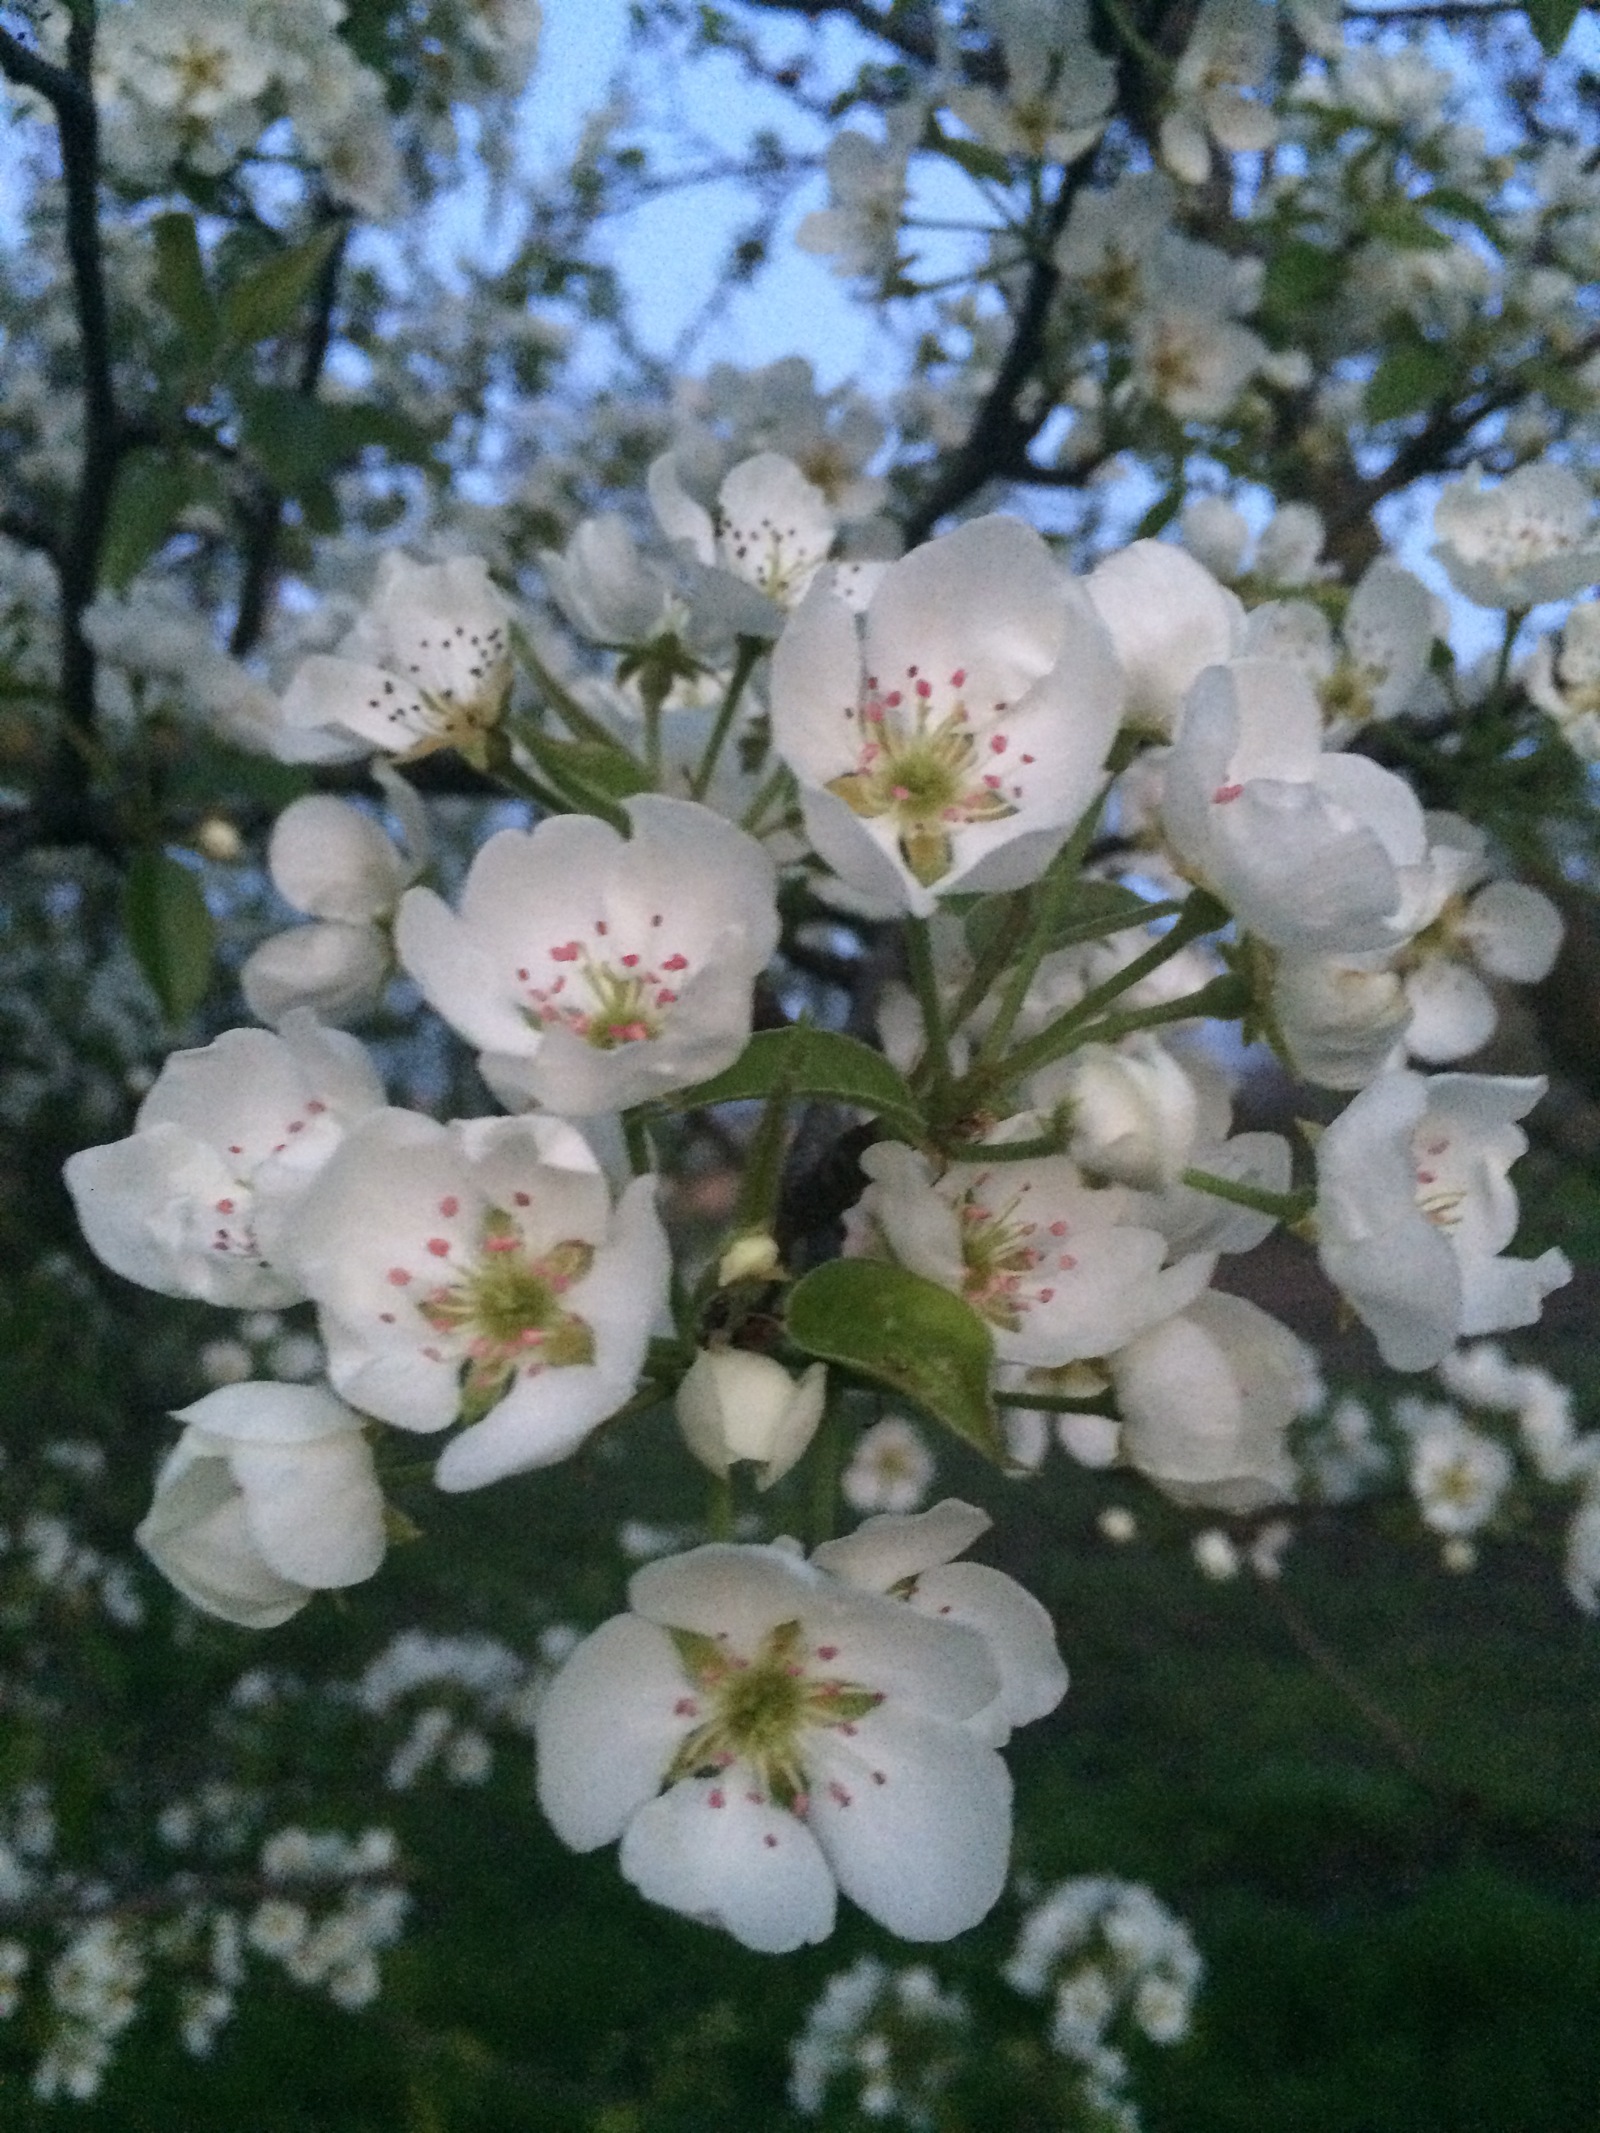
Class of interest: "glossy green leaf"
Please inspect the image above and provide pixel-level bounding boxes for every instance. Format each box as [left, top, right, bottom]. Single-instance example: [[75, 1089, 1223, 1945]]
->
[[787, 1259, 1004, 1463], [964, 879, 1163, 968], [123, 849, 216, 1025], [1525, 0, 1582, 53], [221, 224, 344, 348], [662, 1026, 924, 1138], [151, 212, 219, 358]]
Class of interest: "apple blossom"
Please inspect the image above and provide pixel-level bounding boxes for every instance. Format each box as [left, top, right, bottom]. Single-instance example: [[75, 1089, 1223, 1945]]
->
[[138, 1384, 386, 1630], [1109, 1293, 1315, 1513], [536, 1504, 1065, 1950], [63, 1014, 385, 1308], [848, 1143, 1215, 1370], [1162, 657, 1427, 954], [278, 1108, 668, 1491], [1431, 463, 1600, 610], [395, 794, 779, 1115], [1314, 1070, 1571, 1370], [771, 515, 1124, 915], [277, 555, 514, 766], [676, 1350, 827, 1490]]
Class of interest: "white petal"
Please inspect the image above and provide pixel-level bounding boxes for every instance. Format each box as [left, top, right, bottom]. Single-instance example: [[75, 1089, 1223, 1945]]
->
[[137, 1454, 308, 1629], [619, 1772, 837, 1953], [231, 1433, 386, 1590], [536, 1615, 692, 1850], [241, 922, 390, 1029], [904, 1562, 1068, 1744], [1403, 959, 1496, 1063], [268, 795, 410, 922], [1460, 881, 1562, 983], [804, 1704, 1012, 1940], [812, 1500, 992, 1590], [173, 1381, 367, 1445]]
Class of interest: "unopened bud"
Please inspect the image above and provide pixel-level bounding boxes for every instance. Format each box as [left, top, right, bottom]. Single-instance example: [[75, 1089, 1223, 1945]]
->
[[196, 815, 243, 863], [717, 1232, 782, 1288], [675, 1348, 825, 1490]]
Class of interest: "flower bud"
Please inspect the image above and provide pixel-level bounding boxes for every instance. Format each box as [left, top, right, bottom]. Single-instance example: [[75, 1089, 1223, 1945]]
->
[[1065, 1038, 1200, 1189], [269, 794, 413, 923], [716, 1231, 782, 1287], [240, 920, 391, 1028], [675, 1348, 826, 1489]]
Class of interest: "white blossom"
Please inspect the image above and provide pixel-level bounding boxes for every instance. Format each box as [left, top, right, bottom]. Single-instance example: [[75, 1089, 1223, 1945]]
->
[[537, 1504, 1065, 1950], [64, 1014, 386, 1308], [279, 1109, 669, 1491], [1432, 463, 1600, 610], [773, 516, 1124, 915], [1314, 1070, 1571, 1370], [277, 555, 514, 766], [137, 1383, 386, 1629], [396, 795, 779, 1115], [1524, 600, 1600, 759], [842, 1418, 936, 1516]]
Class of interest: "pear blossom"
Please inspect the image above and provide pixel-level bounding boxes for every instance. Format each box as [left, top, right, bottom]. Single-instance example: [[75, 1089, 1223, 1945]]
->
[[1392, 817, 1562, 1063], [395, 795, 779, 1115], [1272, 952, 1410, 1089], [277, 555, 514, 766], [539, 514, 677, 647], [796, 113, 920, 285], [1109, 1293, 1314, 1513], [1408, 1417, 1513, 1536], [1160, 0, 1277, 185], [772, 516, 1124, 915], [842, 1418, 935, 1516], [536, 1504, 1065, 1951], [1128, 300, 1269, 423], [1179, 496, 1251, 582], [1039, 1036, 1202, 1191], [278, 1109, 669, 1491], [648, 450, 837, 642], [1314, 1070, 1571, 1371], [63, 1014, 385, 1309], [137, 1384, 386, 1630], [1085, 541, 1244, 738], [1243, 561, 1434, 737], [848, 1143, 1215, 1370], [1162, 658, 1428, 954], [676, 1350, 827, 1490], [241, 771, 428, 1028], [942, 0, 1114, 166], [1431, 464, 1600, 610], [1524, 600, 1600, 760], [1131, 1123, 1294, 1258]]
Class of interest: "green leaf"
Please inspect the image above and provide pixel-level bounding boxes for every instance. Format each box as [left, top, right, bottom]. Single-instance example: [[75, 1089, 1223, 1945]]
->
[[151, 212, 220, 359], [661, 1026, 924, 1139], [787, 1259, 1004, 1463], [929, 128, 1014, 185], [1525, 0, 1582, 53], [1260, 237, 1342, 325], [964, 880, 1163, 968], [99, 450, 220, 591], [1366, 334, 1454, 422], [1131, 487, 1181, 542], [518, 731, 655, 816], [220, 224, 344, 348], [123, 849, 216, 1024]]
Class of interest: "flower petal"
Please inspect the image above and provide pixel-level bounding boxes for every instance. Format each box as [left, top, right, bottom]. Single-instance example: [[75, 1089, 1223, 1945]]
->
[[536, 1614, 693, 1851], [619, 1771, 837, 1953]]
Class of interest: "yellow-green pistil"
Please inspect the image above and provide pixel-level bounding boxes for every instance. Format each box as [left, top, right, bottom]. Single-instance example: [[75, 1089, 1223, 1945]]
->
[[666, 1619, 883, 1809], [419, 1209, 594, 1421], [827, 680, 1019, 889]]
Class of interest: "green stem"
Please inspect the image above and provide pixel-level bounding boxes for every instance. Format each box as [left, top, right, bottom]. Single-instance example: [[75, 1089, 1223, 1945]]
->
[[947, 890, 1032, 1034], [1067, 973, 1251, 1051], [973, 786, 1112, 1066], [740, 760, 793, 835], [964, 891, 1229, 1098], [1181, 1167, 1314, 1224], [691, 637, 763, 800], [808, 1402, 846, 1550], [623, 1111, 654, 1176], [993, 1391, 1116, 1414], [906, 914, 954, 1100], [707, 1474, 734, 1541]]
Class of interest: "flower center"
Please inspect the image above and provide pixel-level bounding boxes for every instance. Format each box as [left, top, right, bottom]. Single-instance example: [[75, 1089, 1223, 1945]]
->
[[665, 1619, 883, 1807], [1412, 1130, 1465, 1229], [955, 1176, 1073, 1331], [417, 1210, 594, 1420], [827, 674, 1020, 888], [518, 932, 690, 1050]]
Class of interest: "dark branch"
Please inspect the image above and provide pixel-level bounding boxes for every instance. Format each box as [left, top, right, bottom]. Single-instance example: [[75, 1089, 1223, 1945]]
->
[[0, 506, 62, 564], [0, 22, 84, 108]]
